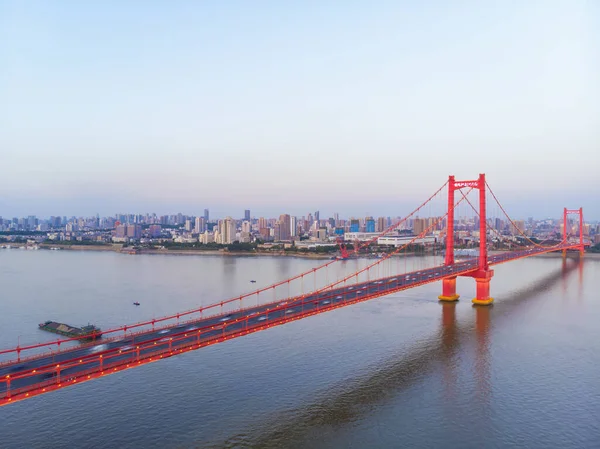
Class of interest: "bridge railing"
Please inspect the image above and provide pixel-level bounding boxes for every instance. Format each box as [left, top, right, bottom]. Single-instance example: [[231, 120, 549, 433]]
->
[[2, 257, 487, 383], [3, 261, 491, 402]]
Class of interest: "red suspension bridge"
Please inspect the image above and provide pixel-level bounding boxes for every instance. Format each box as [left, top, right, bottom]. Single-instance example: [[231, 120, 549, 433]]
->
[[0, 174, 588, 406]]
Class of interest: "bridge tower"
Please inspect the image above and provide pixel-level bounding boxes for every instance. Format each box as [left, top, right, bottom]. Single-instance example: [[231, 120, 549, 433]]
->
[[563, 207, 585, 256], [438, 173, 494, 305]]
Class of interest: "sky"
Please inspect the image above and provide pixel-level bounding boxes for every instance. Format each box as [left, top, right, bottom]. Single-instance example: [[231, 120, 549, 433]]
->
[[1, 1, 599, 220]]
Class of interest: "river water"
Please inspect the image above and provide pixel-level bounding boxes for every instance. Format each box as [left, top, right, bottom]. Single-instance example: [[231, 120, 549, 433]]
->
[[0, 249, 599, 448]]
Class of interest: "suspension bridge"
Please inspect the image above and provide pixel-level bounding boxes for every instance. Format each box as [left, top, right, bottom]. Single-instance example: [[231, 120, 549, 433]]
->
[[0, 174, 588, 406]]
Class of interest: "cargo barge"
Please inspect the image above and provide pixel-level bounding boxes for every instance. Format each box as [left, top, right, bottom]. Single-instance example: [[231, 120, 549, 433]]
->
[[38, 321, 102, 340]]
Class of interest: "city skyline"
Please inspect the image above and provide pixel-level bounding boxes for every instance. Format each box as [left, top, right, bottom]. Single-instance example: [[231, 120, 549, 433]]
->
[[2, 205, 597, 225], [2, 2, 598, 219]]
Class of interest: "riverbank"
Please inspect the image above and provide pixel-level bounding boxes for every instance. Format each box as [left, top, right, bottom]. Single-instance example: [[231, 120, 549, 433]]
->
[[19, 243, 429, 259], [31, 243, 335, 259], [141, 248, 334, 259], [5, 243, 598, 260]]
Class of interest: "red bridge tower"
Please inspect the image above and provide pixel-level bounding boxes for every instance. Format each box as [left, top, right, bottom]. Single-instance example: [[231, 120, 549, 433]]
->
[[438, 173, 494, 305], [563, 207, 585, 256]]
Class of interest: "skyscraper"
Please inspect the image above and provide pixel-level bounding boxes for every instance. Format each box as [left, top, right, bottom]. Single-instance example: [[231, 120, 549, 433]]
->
[[365, 217, 375, 232], [290, 216, 297, 237], [244, 209, 251, 221], [221, 217, 236, 244], [204, 209, 209, 223], [273, 221, 281, 241], [377, 217, 386, 233], [194, 217, 206, 233], [413, 218, 427, 236], [279, 214, 291, 241]]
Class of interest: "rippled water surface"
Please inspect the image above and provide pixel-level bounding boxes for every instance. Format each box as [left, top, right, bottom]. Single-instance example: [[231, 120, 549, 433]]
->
[[1, 250, 599, 448]]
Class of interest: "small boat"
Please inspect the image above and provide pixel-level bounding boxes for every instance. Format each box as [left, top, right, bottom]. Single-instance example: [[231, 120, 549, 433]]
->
[[133, 301, 140, 306], [250, 280, 257, 283]]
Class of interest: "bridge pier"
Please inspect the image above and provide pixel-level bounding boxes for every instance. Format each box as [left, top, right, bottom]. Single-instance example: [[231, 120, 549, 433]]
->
[[438, 277, 459, 302], [472, 270, 494, 306]]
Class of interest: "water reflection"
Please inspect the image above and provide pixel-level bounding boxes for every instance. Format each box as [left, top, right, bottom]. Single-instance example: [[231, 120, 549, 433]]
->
[[204, 261, 579, 449], [498, 259, 579, 312], [560, 256, 585, 300], [440, 302, 458, 401], [276, 257, 292, 278], [562, 257, 568, 295], [223, 256, 237, 274], [473, 304, 491, 410], [578, 258, 584, 301]]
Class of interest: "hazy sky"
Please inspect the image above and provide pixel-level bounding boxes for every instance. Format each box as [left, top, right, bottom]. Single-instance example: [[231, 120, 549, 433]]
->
[[1, 1, 599, 220]]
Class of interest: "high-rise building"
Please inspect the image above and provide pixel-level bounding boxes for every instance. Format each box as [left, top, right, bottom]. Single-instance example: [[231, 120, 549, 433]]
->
[[290, 216, 297, 237], [221, 217, 236, 244], [148, 225, 162, 238], [126, 224, 142, 240], [314, 211, 320, 223], [513, 220, 526, 235], [377, 217, 386, 233], [278, 214, 291, 241], [494, 218, 504, 231], [194, 217, 206, 233], [365, 216, 375, 233], [413, 218, 427, 236], [349, 218, 360, 233], [115, 224, 127, 238], [185, 219, 193, 232], [317, 227, 327, 241], [201, 231, 214, 244], [204, 209, 209, 223], [244, 209, 251, 221], [259, 227, 271, 241], [273, 221, 282, 241]]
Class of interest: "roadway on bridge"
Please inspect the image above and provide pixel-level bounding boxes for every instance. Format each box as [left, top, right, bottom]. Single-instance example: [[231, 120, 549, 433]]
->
[[0, 247, 558, 399]]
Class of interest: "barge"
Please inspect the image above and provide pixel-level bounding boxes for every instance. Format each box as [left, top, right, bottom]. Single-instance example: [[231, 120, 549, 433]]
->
[[38, 321, 102, 340]]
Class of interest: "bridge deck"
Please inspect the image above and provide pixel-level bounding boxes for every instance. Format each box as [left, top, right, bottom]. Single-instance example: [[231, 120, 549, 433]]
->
[[0, 244, 580, 405]]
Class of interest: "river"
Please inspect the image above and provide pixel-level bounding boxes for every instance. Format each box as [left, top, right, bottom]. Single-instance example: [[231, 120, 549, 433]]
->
[[0, 249, 598, 448]]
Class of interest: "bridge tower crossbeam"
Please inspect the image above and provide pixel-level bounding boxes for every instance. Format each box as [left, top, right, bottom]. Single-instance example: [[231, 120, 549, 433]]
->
[[438, 173, 494, 305]]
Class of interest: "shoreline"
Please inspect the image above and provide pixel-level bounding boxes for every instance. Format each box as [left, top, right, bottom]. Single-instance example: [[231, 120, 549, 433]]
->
[[8, 243, 429, 260], [3, 243, 599, 260]]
